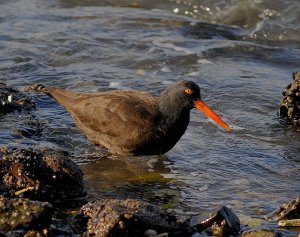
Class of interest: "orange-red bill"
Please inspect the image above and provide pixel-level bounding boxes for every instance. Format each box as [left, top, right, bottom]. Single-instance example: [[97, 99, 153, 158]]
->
[[194, 100, 231, 131]]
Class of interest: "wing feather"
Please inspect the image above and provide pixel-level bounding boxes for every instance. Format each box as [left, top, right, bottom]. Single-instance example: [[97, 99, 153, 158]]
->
[[47, 87, 158, 153]]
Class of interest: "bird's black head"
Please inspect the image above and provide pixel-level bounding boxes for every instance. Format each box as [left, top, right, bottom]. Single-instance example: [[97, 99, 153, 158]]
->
[[159, 80, 201, 111], [181, 81, 202, 107], [159, 80, 231, 131]]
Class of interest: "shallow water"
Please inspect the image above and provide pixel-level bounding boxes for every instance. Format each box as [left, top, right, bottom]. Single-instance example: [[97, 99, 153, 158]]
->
[[1, 0, 300, 234]]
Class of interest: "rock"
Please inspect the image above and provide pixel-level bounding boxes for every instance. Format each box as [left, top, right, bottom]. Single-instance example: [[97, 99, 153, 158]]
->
[[190, 206, 240, 236], [0, 82, 35, 114], [0, 147, 85, 202], [241, 229, 282, 237], [144, 229, 158, 236], [0, 82, 44, 142], [73, 198, 190, 237], [278, 72, 300, 124], [73, 199, 241, 237], [278, 219, 300, 227], [10, 116, 43, 139], [269, 196, 300, 221], [0, 197, 53, 234]]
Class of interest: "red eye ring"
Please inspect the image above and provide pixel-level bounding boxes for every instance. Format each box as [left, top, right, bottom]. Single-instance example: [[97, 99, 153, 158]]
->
[[185, 88, 193, 95]]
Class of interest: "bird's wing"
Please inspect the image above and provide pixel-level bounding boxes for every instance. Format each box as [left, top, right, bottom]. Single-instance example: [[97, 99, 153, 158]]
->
[[46, 87, 158, 151]]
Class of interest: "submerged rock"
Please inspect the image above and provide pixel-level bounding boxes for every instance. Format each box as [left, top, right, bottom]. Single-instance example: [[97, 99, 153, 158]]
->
[[0, 147, 85, 202], [0, 82, 35, 114], [0, 197, 53, 235], [278, 72, 300, 125], [269, 196, 300, 221]]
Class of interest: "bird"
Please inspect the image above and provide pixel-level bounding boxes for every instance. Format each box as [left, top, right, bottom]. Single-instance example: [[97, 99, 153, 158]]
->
[[41, 81, 231, 155]]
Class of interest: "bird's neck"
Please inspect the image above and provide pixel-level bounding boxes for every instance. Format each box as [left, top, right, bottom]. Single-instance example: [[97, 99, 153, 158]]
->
[[158, 98, 190, 130]]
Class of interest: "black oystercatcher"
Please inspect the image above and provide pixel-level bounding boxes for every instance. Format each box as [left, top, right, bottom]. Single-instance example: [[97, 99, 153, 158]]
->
[[44, 81, 231, 155]]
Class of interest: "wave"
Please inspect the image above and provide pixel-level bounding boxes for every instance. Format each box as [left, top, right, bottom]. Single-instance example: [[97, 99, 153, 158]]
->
[[169, 0, 300, 47]]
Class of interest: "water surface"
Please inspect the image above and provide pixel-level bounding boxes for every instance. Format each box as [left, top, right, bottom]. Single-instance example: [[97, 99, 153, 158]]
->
[[1, 0, 300, 234]]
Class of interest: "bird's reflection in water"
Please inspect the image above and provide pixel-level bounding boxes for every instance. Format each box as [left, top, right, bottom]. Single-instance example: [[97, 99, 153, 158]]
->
[[80, 153, 181, 206]]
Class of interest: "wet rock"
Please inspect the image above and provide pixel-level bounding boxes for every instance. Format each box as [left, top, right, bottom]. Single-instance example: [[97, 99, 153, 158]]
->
[[0, 82, 44, 141], [74, 199, 241, 237], [10, 116, 44, 139], [278, 219, 300, 227], [278, 72, 300, 124], [0, 197, 53, 234], [241, 229, 282, 237], [144, 229, 157, 236], [0, 82, 35, 114], [190, 206, 240, 236], [0, 147, 85, 202], [269, 196, 300, 221], [73, 198, 190, 237]]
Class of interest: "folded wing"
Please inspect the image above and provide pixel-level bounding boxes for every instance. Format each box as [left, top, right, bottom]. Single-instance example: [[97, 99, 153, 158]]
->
[[46, 87, 158, 154]]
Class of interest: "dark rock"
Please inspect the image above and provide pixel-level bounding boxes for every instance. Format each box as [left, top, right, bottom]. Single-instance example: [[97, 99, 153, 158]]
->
[[71, 212, 89, 235], [269, 196, 300, 221], [0, 197, 53, 234], [0, 147, 85, 202], [190, 206, 240, 236], [0, 82, 35, 114], [0, 82, 44, 141], [241, 229, 282, 237], [8, 116, 44, 140], [74, 199, 241, 237], [73, 198, 191, 237], [278, 72, 300, 124]]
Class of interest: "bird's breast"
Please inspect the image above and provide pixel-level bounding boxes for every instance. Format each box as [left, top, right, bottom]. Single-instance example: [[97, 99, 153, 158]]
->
[[132, 112, 190, 155]]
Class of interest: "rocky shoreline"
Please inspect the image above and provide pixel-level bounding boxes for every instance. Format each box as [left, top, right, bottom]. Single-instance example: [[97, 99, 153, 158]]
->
[[279, 72, 300, 126], [0, 80, 299, 236]]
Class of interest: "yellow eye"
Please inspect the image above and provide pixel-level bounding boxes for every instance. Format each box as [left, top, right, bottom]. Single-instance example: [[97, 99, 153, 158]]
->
[[184, 88, 193, 95]]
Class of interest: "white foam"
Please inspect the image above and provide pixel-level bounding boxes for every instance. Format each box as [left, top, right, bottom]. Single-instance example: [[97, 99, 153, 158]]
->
[[161, 80, 173, 85], [152, 39, 194, 54], [109, 81, 142, 90], [228, 124, 247, 131], [108, 81, 122, 88], [160, 66, 172, 73], [187, 71, 199, 77], [197, 59, 214, 64]]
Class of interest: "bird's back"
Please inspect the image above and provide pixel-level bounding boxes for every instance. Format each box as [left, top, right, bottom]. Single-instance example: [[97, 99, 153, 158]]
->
[[46, 87, 159, 154]]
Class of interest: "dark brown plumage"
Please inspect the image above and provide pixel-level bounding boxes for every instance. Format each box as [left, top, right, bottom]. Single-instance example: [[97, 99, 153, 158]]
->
[[45, 81, 230, 155]]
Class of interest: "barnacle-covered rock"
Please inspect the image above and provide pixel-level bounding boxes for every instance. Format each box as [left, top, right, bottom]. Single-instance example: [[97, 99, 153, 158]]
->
[[278, 219, 300, 227], [278, 72, 300, 125], [0, 82, 44, 141], [269, 196, 300, 221], [0, 197, 53, 234], [0, 147, 85, 202], [73, 199, 241, 237], [73, 198, 190, 237], [0, 82, 35, 114]]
